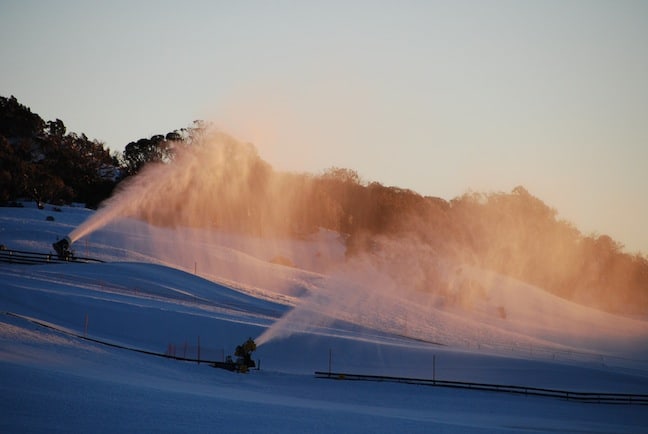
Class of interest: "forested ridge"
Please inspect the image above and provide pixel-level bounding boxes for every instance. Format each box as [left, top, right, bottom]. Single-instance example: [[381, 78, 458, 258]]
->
[[1, 95, 646, 314], [0, 96, 119, 208]]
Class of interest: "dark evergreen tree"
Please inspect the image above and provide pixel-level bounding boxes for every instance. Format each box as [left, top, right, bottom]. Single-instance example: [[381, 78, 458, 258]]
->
[[0, 95, 120, 207]]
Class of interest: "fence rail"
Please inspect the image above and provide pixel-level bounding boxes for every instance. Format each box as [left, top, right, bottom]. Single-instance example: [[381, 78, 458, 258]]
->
[[3, 311, 221, 365], [0, 248, 103, 265], [314, 371, 648, 405]]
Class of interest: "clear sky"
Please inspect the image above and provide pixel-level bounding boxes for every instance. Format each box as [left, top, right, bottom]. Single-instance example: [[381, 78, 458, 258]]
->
[[2, 1, 647, 254]]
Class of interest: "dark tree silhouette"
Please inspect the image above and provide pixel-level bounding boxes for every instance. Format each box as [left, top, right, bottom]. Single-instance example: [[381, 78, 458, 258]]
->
[[0, 95, 120, 207]]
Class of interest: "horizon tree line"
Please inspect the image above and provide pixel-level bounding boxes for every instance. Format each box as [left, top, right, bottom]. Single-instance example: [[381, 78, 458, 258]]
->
[[1, 94, 646, 315]]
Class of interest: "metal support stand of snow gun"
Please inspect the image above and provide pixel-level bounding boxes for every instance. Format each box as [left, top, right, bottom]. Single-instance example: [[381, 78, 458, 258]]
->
[[211, 338, 258, 373], [52, 236, 72, 260]]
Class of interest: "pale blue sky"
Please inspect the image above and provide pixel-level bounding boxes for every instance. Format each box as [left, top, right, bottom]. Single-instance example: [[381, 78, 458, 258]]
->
[[2, 1, 647, 253]]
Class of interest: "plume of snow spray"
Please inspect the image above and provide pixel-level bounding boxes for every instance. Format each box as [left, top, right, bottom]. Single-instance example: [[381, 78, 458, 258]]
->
[[66, 128, 648, 360], [70, 131, 259, 242], [67, 128, 342, 294], [255, 232, 648, 361]]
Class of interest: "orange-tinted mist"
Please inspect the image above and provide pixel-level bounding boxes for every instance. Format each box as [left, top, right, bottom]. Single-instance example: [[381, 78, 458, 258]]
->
[[70, 130, 315, 243], [256, 232, 648, 366], [67, 129, 648, 363]]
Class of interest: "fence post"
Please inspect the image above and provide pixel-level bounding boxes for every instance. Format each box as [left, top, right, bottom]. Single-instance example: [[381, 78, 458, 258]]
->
[[433, 355, 436, 383], [328, 348, 332, 377]]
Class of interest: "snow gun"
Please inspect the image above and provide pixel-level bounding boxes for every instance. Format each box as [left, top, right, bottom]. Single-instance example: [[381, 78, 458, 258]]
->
[[52, 236, 72, 260]]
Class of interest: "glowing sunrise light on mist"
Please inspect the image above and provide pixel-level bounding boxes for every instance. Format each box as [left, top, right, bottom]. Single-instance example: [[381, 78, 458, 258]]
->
[[2, 3, 648, 432], [2, 1, 646, 254], [64, 128, 648, 350]]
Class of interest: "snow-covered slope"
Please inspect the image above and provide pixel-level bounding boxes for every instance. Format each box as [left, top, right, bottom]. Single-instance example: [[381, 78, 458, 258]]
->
[[1, 202, 647, 433]]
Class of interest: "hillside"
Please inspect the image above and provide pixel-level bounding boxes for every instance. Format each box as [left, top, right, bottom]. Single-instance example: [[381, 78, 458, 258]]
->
[[3, 95, 647, 316], [2, 201, 648, 432]]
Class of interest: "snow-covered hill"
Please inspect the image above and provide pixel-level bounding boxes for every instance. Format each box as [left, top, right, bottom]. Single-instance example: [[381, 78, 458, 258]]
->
[[1, 202, 647, 433]]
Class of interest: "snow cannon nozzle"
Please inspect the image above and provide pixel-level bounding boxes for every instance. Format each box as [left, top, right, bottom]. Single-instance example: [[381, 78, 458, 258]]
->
[[53, 236, 72, 260]]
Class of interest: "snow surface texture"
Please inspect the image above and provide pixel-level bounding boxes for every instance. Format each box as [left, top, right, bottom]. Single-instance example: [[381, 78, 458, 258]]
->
[[1, 202, 648, 433]]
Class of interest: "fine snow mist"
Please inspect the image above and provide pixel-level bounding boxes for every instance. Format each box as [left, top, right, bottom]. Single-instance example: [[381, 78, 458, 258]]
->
[[69, 129, 344, 294], [256, 233, 648, 363], [67, 128, 648, 361], [70, 131, 299, 242]]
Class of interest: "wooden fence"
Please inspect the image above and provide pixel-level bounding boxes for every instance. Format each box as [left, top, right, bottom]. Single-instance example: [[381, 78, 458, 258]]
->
[[0, 248, 103, 265], [314, 371, 648, 405]]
